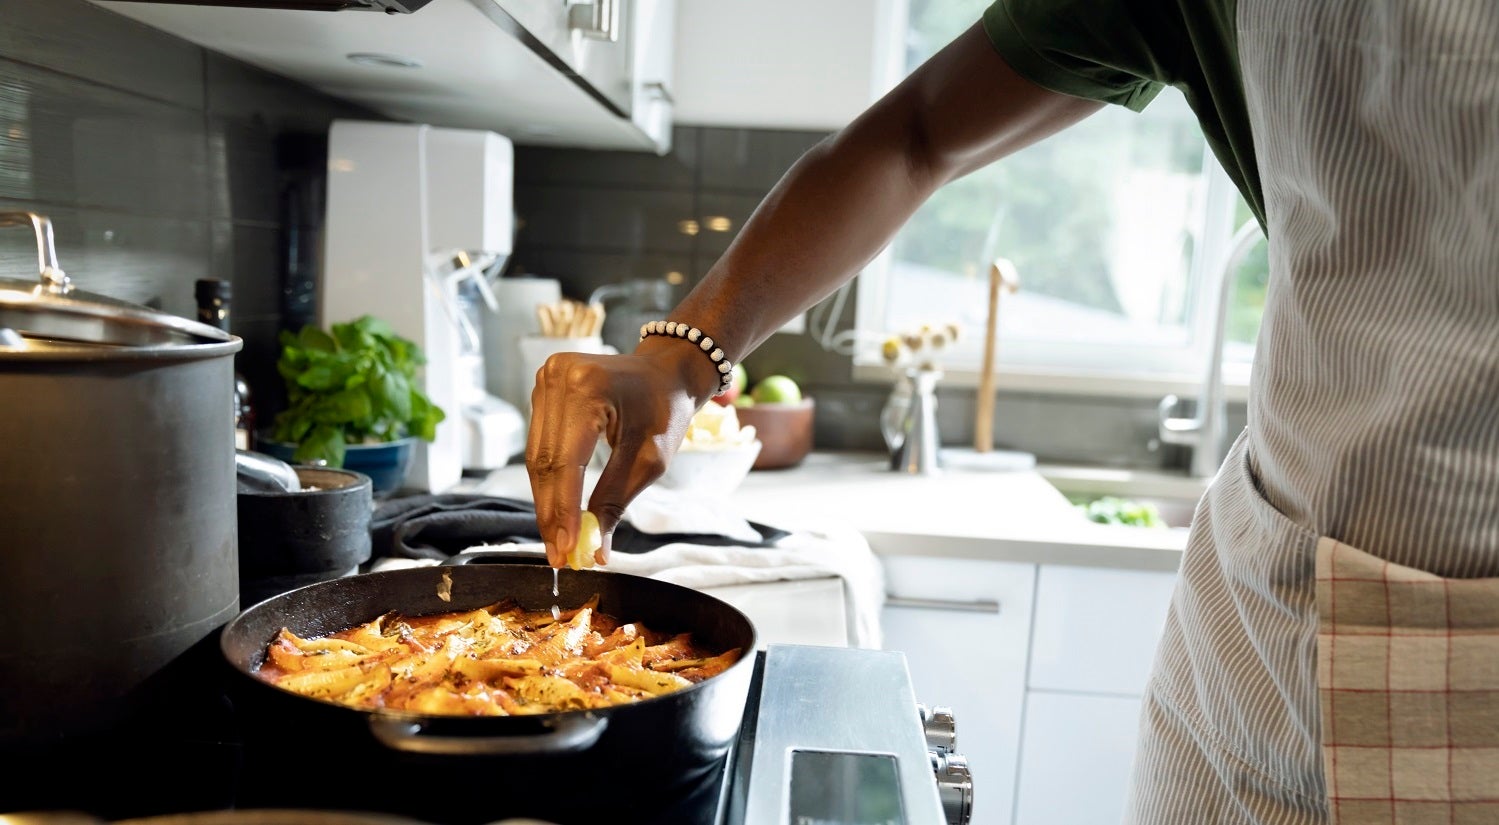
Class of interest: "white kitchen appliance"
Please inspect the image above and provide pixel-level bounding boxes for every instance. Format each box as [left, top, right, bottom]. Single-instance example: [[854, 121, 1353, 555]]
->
[[322, 120, 524, 492]]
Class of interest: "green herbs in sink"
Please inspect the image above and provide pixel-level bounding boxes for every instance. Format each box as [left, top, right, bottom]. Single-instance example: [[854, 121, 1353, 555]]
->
[[1073, 496, 1168, 528], [270, 315, 445, 467]]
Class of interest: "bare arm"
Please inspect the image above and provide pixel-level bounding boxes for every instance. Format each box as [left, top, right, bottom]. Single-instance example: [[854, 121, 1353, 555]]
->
[[656, 24, 1103, 376], [528, 23, 1103, 566]]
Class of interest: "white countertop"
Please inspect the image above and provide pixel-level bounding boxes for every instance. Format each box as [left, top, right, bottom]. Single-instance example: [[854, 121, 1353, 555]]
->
[[473, 450, 1195, 573]]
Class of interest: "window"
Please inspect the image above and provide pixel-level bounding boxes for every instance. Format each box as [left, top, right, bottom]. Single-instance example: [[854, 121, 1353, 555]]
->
[[844, 0, 1268, 396]]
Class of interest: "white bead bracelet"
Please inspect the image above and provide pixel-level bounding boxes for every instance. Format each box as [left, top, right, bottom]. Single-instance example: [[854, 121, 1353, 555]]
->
[[639, 320, 735, 395]]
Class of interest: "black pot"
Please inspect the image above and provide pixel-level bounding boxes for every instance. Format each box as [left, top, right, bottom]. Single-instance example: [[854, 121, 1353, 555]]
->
[[218, 564, 759, 825], [0, 211, 241, 747], [236, 466, 373, 607]]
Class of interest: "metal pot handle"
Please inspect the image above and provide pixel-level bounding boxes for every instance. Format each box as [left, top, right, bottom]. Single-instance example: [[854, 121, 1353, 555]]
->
[[441, 544, 549, 566], [367, 713, 609, 755], [0, 211, 72, 294]]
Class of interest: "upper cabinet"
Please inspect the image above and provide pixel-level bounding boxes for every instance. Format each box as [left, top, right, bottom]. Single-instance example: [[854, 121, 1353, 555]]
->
[[89, 0, 677, 153], [670, 0, 902, 131]]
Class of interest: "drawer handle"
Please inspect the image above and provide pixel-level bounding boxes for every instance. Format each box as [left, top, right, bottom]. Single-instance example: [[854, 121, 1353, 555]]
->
[[885, 596, 1001, 614]]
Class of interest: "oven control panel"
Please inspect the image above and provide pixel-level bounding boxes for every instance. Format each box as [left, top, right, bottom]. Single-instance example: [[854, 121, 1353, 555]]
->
[[723, 645, 972, 825]]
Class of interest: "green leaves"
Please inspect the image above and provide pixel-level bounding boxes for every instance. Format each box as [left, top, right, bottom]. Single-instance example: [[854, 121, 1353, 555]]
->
[[270, 314, 447, 468], [1075, 496, 1167, 528]]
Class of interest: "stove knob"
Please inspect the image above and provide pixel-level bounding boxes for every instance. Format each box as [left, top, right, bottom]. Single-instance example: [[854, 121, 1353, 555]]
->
[[933, 751, 974, 825], [918, 703, 957, 753]]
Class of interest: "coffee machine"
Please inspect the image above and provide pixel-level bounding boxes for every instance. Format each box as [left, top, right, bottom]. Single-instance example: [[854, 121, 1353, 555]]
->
[[322, 120, 524, 492]]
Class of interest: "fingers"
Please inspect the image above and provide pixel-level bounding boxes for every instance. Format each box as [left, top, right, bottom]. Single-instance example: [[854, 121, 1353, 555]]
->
[[587, 438, 669, 567], [527, 354, 606, 568]]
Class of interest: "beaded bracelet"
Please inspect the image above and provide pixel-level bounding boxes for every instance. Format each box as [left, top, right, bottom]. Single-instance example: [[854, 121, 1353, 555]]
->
[[639, 320, 735, 396]]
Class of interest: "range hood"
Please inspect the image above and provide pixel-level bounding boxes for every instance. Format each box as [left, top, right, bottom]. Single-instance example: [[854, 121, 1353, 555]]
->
[[92, 0, 676, 153], [105, 0, 434, 12]]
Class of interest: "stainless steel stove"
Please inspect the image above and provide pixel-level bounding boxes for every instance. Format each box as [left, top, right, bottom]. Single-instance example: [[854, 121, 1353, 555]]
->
[[720, 644, 973, 825], [2, 642, 971, 825]]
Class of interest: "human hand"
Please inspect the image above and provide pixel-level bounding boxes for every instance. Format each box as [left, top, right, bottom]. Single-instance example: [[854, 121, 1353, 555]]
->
[[526, 342, 715, 568]]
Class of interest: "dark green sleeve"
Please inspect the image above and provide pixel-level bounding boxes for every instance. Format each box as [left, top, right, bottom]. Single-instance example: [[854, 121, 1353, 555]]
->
[[982, 0, 1188, 113]]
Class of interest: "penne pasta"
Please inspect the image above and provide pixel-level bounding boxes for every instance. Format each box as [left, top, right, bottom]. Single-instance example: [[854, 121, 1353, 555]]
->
[[254, 595, 738, 716]]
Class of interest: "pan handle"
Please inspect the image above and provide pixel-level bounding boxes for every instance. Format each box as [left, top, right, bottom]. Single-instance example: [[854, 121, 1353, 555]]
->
[[367, 713, 609, 756], [442, 543, 549, 566]]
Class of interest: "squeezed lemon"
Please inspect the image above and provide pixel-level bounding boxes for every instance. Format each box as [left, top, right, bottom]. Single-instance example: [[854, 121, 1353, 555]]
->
[[568, 510, 603, 570]]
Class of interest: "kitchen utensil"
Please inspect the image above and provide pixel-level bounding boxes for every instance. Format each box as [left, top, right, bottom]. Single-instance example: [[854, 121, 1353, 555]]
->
[[236, 466, 373, 607], [217, 562, 757, 825], [0, 210, 242, 746], [535, 298, 604, 338], [235, 449, 303, 494]]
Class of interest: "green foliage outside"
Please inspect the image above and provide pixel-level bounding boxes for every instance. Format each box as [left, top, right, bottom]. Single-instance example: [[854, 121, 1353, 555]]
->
[[271, 315, 445, 468], [1226, 198, 1270, 346], [897, 0, 1269, 351]]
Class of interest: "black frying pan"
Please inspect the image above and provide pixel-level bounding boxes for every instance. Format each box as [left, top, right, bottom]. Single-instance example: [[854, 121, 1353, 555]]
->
[[218, 561, 758, 824]]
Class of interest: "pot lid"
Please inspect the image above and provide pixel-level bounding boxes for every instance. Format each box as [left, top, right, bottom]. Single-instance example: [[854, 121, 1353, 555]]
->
[[0, 212, 234, 351]]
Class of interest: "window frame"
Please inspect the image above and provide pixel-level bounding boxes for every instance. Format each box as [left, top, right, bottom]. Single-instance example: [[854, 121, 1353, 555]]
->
[[847, 105, 1254, 403]]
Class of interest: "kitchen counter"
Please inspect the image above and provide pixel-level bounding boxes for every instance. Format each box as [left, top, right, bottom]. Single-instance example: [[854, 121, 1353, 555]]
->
[[474, 450, 1193, 573]]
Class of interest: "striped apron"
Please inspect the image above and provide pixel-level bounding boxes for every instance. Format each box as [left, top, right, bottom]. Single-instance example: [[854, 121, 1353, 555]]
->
[[1125, 2, 1499, 824]]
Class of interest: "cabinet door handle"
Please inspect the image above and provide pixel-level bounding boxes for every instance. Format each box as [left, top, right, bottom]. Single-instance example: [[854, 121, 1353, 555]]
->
[[884, 596, 1001, 614], [642, 81, 674, 105]]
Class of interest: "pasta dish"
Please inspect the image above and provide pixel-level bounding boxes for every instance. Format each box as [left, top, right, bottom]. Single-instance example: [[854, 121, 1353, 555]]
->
[[255, 595, 742, 715]]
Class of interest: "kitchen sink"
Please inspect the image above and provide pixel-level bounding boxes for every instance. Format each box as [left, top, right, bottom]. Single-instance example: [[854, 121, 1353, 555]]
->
[[1036, 465, 1212, 531]]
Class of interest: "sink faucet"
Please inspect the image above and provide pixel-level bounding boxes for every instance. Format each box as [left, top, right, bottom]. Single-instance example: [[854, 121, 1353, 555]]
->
[[1157, 220, 1265, 478]]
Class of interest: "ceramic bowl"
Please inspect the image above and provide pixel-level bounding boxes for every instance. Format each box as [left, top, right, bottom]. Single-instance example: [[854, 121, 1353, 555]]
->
[[594, 438, 763, 498], [659, 440, 764, 497], [733, 398, 815, 470]]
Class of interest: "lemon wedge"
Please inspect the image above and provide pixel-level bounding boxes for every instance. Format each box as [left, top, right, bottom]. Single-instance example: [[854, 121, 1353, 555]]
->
[[568, 510, 602, 570]]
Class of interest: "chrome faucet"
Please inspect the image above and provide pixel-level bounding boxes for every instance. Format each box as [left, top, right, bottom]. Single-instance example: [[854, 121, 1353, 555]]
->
[[1158, 220, 1265, 478]]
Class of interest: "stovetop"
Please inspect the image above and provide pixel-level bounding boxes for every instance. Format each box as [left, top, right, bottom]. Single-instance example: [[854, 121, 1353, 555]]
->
[[3, 638, 968, 825]]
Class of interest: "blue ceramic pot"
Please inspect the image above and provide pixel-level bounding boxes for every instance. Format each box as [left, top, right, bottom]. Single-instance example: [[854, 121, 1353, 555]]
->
[[258, 437, 416, 495]]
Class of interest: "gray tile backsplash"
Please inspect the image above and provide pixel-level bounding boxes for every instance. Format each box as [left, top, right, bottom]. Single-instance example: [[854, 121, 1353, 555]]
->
[[0, 0, 381, 427], [514, 123, 1242, 471], [0, 0, 204, 109], [697, 127, 826, 193]]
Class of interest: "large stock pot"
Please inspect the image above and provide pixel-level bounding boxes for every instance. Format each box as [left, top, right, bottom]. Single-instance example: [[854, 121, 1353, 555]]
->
[[0, 211, 242, 747]]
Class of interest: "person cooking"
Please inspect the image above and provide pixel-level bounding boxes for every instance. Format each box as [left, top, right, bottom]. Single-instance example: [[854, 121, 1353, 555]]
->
[[526, 1, 1499, 822]]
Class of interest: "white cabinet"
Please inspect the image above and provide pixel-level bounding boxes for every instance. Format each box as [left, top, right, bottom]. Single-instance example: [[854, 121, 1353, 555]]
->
[[1013, 565, 1176, 825], [879, 556, 1178, 825], [880, 556, 1037, 825], [1013, 691, 1144, 825], [671, 0, 901, 130]]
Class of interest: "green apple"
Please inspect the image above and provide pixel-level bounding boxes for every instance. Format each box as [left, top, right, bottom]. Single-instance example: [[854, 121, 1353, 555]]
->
[[731, 362, 749, 393], [733, 395, 755, 408], [751, 374, 802, 405]]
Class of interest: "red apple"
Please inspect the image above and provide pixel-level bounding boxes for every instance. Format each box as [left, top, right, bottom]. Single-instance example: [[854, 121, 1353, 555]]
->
[[712, 363, 749, 406]]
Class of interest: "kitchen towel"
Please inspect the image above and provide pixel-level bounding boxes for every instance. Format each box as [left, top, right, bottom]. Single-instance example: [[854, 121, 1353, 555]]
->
[[370, 493, 790, 562]]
